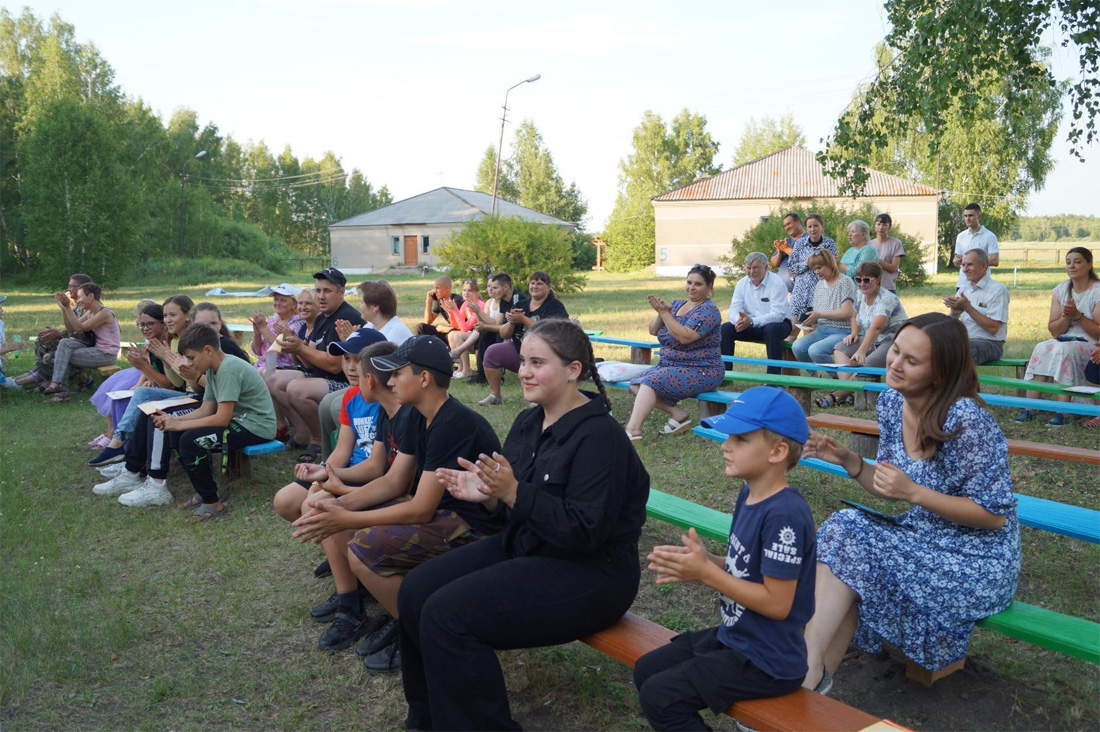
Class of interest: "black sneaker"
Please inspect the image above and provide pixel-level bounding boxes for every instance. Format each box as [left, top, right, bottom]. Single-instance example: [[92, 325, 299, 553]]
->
[[314, 559, 332, 578], [363, 636, 401, 673], [311, 588, 378, 623], [317, 610, 374, 651], [355, 615, 398, 657]]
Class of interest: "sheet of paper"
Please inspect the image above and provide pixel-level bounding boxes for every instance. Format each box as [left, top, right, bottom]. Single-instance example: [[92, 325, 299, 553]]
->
[[1063, 385, 1100, 394], [106, 390, 135, 400], [137, 396, 198, 415]]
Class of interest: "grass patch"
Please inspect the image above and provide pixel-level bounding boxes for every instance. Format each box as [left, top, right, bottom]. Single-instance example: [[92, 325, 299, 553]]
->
[[1, 268, 1097, 730]]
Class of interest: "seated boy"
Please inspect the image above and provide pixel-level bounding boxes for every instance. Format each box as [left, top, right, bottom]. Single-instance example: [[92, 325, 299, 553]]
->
[[152, 323, 278, 520], [633, 386, 816, 730], [291, 336, 503, 673]]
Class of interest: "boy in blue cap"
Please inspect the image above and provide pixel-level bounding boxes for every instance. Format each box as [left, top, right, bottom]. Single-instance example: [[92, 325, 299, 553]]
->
[[634, 386, 818, 730]]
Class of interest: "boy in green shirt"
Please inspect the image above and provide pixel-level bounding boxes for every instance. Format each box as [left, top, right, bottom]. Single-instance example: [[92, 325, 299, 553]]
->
[[152, 324, 277, 521]]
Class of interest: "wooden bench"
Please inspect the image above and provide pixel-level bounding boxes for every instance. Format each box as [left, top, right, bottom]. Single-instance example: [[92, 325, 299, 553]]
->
[[589, 335, 659, 365], [581, 612, 884, 731], [95, 364, 121, 378], [226, 439, 285, 480]]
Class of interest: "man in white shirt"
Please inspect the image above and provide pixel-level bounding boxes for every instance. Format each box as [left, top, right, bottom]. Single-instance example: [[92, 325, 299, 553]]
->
[[720, 252, 792, 375], [953, 202, 1000, 288], [944, 249, 1009, 364]]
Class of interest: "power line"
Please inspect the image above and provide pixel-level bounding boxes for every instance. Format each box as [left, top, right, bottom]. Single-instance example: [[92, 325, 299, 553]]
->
[[194, 173, 348, 192], [193, 168, 346, 184]]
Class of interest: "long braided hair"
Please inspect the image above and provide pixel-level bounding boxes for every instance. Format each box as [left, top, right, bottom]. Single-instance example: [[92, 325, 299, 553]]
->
[[525, 318, 612, 413]]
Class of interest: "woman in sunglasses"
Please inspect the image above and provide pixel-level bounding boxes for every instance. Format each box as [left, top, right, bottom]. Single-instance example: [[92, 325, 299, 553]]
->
[[818, 262, 908, 408]]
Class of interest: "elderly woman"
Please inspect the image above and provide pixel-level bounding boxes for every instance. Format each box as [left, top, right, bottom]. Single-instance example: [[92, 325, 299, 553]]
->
[[801, 313, 1020, 693], [791, 250, 857, 366], [41, 283, 121, 401], [250, 284, 304, 374], [1015, 246, 1100, 427], [817, 262, 908, 408], [838, 219, 879, 281], [787, 213, 838, 326], [625, 264, 724, 439]]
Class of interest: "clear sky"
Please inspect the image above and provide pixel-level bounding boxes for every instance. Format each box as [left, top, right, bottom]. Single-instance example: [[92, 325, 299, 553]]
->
[[16, 0, 1100, 230]]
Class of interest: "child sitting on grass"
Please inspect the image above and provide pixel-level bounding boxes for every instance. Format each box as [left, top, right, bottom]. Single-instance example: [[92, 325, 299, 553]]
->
[[0, 295, 24, 388], [633, 386, 817, 730]]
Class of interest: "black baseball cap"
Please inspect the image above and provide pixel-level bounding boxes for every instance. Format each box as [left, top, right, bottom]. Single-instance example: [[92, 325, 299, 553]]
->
[[327, 328, 387, 356], [370, 335, 453, 376], [313, 267, 347, 287]]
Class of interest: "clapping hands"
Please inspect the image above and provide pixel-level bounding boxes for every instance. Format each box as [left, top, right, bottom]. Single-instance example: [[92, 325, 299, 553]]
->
[[436, 452, 516, 507]]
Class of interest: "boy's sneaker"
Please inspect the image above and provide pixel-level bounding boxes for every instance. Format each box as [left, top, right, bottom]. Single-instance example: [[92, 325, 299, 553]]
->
[[97, 463, 126, 478], [317, 610, 374, 651], [118, 479, 173, 507], [88, 445, 126, 467], [1045, 413, 1070, 428], [356, 615, 398, 657], [311, 588, 377, 622], [362, 636, 401, 673], [92, 469, 145, 496]]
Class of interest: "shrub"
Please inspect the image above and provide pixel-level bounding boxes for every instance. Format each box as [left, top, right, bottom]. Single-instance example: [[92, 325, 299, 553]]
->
[[435, 217, 586, 293], [717, 200, 927, 289], [570, 231, 597, 271], [134, 257, 283, 286]]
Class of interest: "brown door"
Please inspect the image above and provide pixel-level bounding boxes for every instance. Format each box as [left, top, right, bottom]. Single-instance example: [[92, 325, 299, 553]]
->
[[403, 235, 418, 266]]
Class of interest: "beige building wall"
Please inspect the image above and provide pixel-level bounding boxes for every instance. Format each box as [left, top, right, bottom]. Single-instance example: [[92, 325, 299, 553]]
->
[[330, 222, 463, 272], [653, 195, 940, 277]]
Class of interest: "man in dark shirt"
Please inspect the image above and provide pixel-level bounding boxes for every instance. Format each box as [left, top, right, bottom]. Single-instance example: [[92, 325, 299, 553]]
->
[[277, 268, 366, 458], [290, 335, 502, 673], [415, 275, 464, 347]]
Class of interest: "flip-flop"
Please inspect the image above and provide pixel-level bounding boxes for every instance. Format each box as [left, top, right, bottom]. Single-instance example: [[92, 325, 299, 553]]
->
[[660, 417, 692, 435], [297, 444, 322, 463], [190, 503, 229, 522], [179, 494, 203, 510], [46, 393, 71, 403]]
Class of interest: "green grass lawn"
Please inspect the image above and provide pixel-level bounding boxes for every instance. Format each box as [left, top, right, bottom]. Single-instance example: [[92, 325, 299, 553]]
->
[[1, 268, 1097, 730]]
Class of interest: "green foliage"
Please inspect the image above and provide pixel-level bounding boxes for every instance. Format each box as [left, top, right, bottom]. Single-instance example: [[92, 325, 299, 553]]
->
[[1010, 215, 1100, 242], [718, 200, 927, 289], [133, 257, 285, 285], [820, 2, 1091, 194], [474, 144, 519, 202], [570, 231, 597, 271], [731, 115, 805, 166], [435, 217, 586, 293], [604, 109, 721, 271], [19, 97, 139, 285]]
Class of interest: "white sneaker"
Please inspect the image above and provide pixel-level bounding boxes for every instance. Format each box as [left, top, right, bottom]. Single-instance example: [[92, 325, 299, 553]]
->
[[92, 469, 145, 496], [96, 463, 126, 478], [118, 479, 173, 507]]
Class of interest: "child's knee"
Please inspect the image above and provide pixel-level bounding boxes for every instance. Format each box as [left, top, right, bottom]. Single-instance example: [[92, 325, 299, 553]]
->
[[273, 483, 304, 521]]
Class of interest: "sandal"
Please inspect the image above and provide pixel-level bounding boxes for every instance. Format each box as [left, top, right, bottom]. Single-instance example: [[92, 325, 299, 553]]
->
[[47, 392, 71, 403], [1083, 416, 1100, 429], [837, 394, 854, 406], [190, 502, 229, 522], [624, 427, 643, 442], [478, 394, 502, 406], [41, 382, 66, 395], [298, 444, 322, 463], [179, 494, 203, 510], [815, 394, 838, 409], [660, 417, 693, 435]]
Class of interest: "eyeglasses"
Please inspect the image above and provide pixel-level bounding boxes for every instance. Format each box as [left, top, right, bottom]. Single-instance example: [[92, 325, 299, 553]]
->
[[137, 320, 160, 329], [854, 277, 877, 284]]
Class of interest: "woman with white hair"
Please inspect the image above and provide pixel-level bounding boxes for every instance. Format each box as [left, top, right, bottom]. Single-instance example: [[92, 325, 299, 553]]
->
[[838, 220, 879, 281]]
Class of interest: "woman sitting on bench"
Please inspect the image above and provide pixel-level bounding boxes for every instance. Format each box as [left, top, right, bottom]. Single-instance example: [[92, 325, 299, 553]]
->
[[624, 264, 724, 439], [801, 313, 1020, 692], [399, 319, 650, 730]]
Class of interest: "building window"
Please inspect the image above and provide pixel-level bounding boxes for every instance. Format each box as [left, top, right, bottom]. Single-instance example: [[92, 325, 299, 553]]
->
[[421, 235, 430, 253], [391, 236, 400, 255]]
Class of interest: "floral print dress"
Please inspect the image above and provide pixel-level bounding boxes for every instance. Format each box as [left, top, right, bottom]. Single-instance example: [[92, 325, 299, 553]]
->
[[1024, 281, 1100, 386], [816, 389, 1020, 670], [788, 235, 838, 320], [630, 299, 724, 403]]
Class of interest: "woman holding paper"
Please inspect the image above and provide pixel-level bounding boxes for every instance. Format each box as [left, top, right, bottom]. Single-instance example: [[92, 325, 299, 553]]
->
[[1015, 247, 1100, 427], [790, 249, 856, 366]]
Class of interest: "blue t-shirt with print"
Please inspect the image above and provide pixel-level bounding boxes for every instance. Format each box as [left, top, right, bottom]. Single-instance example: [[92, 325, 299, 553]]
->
[[716, 484, 817, 681], [339, 387, 380, 466]]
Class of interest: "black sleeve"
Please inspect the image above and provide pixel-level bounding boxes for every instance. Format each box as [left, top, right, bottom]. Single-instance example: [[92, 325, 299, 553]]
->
[[220, 336, 251, 362], [422, 410, 501, 472]]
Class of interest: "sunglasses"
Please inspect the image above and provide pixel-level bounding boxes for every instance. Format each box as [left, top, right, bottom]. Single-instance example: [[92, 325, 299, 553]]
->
[[854, 277, 877, 284]]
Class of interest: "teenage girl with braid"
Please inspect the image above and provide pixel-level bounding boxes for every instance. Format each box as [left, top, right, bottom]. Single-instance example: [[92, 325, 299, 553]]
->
[[398, 319, 651, 731]]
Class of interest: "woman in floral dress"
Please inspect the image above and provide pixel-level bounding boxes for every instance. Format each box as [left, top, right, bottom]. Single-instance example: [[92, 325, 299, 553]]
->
[[625, 264, 724, 439], [800, 313, 1020, 692], [1015, 247, 1100, 427], [787, 213, 837, 324]]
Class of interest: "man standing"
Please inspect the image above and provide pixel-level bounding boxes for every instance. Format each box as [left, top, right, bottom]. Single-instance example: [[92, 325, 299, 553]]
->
[[769, 213, 806, 293], [720, 252, 792, 375], [953, 203, 999, 289], [944, 249, 1009, 364], [277, 268, 366, 461]]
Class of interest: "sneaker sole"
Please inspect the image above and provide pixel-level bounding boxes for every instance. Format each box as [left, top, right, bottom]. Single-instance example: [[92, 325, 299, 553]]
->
[[318, 623, 373, 651], [93, 481, 144, 496], [88, 454, 126, 467], [118, 492, 173, 507]]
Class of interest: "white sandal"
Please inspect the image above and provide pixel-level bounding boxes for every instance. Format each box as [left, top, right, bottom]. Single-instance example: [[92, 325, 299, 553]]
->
[[478, 394, 502, 406], [660, 417, 693, 435]]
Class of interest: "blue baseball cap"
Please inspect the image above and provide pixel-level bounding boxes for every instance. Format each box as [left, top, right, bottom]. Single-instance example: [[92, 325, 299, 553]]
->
[[700, 387, 808, 444], [327, 327, 387, 356]]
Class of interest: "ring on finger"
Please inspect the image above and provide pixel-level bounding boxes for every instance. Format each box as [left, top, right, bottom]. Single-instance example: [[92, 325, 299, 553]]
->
[[494, 464, 501, 473]]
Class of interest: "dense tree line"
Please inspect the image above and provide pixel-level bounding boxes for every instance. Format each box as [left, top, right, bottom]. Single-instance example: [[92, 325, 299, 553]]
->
[[1009, 215, 1100, 242], [1, 9, 390, 284]]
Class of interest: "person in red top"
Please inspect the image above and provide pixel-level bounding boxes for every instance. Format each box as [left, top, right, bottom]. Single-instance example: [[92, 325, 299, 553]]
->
[[447, 279, 485, 380]]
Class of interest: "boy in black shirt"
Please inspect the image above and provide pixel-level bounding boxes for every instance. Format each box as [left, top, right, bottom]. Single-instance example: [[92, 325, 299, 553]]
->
[[292, 336, 502, 673]]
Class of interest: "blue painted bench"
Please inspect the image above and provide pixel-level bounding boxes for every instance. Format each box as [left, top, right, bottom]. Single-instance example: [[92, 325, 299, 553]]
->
[[227, 439, 286, 480]]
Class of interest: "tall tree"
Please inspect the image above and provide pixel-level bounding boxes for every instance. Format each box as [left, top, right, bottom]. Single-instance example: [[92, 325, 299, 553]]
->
[[822, 0, 1096, 193], [509, 120, 587, 226], [731, 114, 805, 166], [603, 109, 720, 271], [474, 144, 517, 201]]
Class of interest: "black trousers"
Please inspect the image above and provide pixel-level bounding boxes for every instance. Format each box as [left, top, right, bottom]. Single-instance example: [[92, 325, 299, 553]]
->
[[475, 331, 501, 379], [123, 405, 197, 480], [398, 533, 641, 731], [720, 320, 792, 375], [169, 421, 268, 504], [633, 627, 804, 731]]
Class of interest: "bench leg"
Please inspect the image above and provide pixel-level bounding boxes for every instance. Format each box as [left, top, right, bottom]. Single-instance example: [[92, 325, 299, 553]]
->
[[629, 347, 652, 365], [788, 387, 811, 414], [1015, 365, 1027, 398], [226, 452, 251, 482], [781, 349, 800, 377], [853, 391, 875, 410], [851, 433, 880, 459], [698, 400, 726, 420], [905, 658, 965, 687]]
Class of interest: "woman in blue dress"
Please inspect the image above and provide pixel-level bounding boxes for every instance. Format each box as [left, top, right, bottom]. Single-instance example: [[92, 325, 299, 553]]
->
[[787, 213, 838, 324], [801, 312, 1020, 692], [625, 264, 724, 440]]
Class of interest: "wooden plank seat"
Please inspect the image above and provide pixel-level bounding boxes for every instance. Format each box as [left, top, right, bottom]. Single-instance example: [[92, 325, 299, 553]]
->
[[581, 612, 884, 731], [226, 439, 285, 480], [589, 335, 659, 364], [95, 364, 121, 378]]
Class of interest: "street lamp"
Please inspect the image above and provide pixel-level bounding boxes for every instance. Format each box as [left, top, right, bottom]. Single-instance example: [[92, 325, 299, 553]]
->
[[179, 149, 208, 255], [491, 74, 541, 218]]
